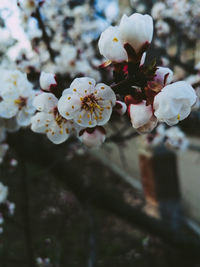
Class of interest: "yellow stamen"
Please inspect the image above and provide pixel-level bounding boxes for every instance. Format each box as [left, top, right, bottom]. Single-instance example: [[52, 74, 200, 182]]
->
[[113, 37, 118, 42]]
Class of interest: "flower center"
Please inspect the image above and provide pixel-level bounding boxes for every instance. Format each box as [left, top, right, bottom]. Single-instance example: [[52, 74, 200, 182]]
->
[[81, 94, 100, 113], [14, 96, 27, 110]]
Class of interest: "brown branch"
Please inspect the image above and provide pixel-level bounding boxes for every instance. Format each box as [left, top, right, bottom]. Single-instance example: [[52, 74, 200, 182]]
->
[[33, 7, 56, 62], [106, 131, 138, 143]]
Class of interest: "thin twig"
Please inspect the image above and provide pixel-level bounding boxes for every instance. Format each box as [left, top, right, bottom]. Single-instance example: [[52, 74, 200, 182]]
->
[[33, 7, 56, 62]]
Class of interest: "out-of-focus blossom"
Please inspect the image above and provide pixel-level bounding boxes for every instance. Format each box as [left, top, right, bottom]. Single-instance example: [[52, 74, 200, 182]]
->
[[0, 70, 36, 126], [165, 126, 189, 151], [154, 81, 197, 125], [0, 182, 8, 204], [142, 124, 189, 151], [54, 45, 77, 75], [151, 2, 166, 19], [58, 77, 116, 128], [10, 159, 18, 167], [18, 0, 37, 16], [155, 20, 170, 36], [0, 144, 9, 164]]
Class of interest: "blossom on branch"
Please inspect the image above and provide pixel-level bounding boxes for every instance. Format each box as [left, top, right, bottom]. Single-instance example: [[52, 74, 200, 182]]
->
[[128, 100, 157, 133], [154, 81, 197, 126], [119, 13, 153, 54], [98, 13, 153, 63], [31, 93, 74, 144], [98, 26, 128, 63], [58, 77, 116, 128], [153, 67, 173, 86], [78, 126, 106, 148]]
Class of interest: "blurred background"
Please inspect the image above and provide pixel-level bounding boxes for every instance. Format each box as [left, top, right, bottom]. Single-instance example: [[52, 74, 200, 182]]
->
[[1, 0, 200, 266]]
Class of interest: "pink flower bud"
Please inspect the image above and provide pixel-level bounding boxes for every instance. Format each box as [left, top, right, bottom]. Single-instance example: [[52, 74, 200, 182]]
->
[[114, 100, 127, 115], [79, 127, 106, 147], [129, 100, 153, 129], [40, 72, 57, 91]]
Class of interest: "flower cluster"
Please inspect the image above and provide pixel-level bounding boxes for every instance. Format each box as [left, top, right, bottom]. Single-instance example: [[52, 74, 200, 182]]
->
[[31, 73, 115, 146], [0, 9, 197, 149], [151, 0, 200, 40], [98, 13, 197, 134]]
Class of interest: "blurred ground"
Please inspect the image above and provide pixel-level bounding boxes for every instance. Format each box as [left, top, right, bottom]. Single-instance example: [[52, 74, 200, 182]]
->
[[1, 131, 200, 266]]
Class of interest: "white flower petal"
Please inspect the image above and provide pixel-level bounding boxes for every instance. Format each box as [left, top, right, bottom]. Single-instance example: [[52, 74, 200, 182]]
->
[[0, 101, 18, 119], [98, 26, 128, 62], [57, 94, 82, 120], [33, 93, 58, 112], [154, 81, 197, 125], [46, 121, 69, 144], [79, 127, 106, 147], [31, 112, 53, 133], [70, 77, 96, 95], [16, 110, 32, 126], [95, 83, 116, 106], [129, 101, 153, 128]]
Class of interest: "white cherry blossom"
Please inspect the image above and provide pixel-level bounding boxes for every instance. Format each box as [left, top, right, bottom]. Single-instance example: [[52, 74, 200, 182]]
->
[[98, 26, 128, 63], [154, 81, 197, 125], [31, 93, 74, 144], [58, 77, 116, 128], [119, 13, 153, 53]]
